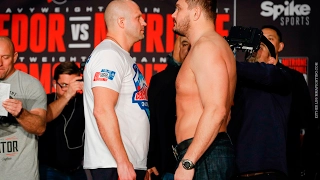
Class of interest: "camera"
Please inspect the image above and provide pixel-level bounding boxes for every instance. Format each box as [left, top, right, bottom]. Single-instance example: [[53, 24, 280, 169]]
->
[[224, 26, 263, 55], [77, 61, 86, 82]]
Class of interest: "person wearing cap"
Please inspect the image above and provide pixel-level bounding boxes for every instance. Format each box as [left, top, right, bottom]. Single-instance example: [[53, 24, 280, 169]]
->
[[228, 35, 293, 179]]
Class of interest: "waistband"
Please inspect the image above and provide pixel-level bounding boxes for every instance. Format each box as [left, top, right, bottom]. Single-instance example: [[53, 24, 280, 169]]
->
[[174, 132, 228, 155], [175, 138, 193, 154], [41, 163, 83, 174]]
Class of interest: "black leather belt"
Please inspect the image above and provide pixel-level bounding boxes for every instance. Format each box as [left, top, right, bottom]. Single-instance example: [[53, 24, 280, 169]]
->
[[172, 138, 193, 160], [172, 132, 228, 161], [175, 138, 193, 154]]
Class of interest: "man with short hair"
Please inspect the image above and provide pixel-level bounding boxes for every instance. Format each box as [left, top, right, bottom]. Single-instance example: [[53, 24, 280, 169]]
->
[[228, 35, 293, 179], [83, 1, 149, 180], [171, 0, 237, 179], [0, 36, 47, 180], [38, 62, 87, 180], [262, 25, 315, 180]]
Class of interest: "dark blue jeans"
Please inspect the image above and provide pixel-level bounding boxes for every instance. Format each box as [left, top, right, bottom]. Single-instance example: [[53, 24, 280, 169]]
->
[[161, 172, 174, 180], [39, 164, 87, 180], [90, 168, 146, 180], [176, 132, 235, 180]]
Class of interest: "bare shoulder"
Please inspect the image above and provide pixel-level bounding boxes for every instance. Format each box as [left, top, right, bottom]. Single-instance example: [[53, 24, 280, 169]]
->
[[191, 32, 233, 63]]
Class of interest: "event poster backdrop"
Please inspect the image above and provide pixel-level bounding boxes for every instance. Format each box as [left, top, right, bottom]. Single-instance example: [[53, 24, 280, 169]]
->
[[0, 0, 318, 117]]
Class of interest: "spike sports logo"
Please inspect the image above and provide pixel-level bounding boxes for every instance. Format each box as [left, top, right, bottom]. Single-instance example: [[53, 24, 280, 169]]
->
[[47, 0, 67, 5]]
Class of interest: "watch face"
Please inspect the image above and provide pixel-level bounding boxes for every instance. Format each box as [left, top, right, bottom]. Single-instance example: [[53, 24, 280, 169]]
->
[[184, 161, 191, 168], [182, 159, 194, 170]]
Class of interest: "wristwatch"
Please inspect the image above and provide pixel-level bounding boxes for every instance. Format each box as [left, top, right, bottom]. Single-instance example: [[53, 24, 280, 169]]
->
[[181, 159, 195, 170]]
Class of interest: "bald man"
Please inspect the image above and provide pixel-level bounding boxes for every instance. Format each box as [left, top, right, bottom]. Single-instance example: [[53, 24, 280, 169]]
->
[[0, 36, 47, 180], [82, 1, 149, 180]]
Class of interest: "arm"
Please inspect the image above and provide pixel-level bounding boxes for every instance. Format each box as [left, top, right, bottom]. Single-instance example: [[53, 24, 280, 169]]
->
[[92, 86, 136, 180], [2, 99, 46, 136], [46, 76, 83, 122], [236, 61, 292, 91]]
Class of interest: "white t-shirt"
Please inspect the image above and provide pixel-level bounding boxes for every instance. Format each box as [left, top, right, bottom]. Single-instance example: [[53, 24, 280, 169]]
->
[[83, 39, 150, 170]]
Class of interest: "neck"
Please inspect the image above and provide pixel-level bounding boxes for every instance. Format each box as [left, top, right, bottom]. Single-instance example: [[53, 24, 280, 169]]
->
[[106, 36, 122, 48], [186, 23, 216, 45], [106, 34, 133, 52]]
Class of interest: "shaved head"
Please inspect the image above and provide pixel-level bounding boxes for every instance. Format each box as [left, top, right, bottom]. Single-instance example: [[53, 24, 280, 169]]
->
[[0, 36, 18, 80], [0, 36, 15, 55], [103, 0, 146, 51], [104, 0, 138, 30]]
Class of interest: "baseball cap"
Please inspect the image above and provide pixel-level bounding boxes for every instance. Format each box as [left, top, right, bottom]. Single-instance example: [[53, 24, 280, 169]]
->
[[260, 35, 276, 59]]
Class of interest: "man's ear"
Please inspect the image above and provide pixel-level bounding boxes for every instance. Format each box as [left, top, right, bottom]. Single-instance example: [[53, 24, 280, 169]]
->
[[193, 6, 201, 21], [13, 52, 18, 63], [118, 17, 125, 28], [53, 80, 57, 89], [278, 42, 284, 53]]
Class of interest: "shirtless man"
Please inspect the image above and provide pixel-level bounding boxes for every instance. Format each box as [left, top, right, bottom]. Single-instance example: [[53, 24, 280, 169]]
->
[[171, 0, 237, 179]]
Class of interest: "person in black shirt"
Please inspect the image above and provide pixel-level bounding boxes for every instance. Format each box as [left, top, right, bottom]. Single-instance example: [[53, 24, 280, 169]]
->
[[261, 25, 315, 180], [146, 35, 190, 180], [38, 62, 87, 180], [228, 35, 293, 179]]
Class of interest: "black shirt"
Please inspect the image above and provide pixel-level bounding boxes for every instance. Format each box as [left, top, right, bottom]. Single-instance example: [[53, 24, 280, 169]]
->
[[38, 93, 85, 171], [147, 54, 181, 178], [228, 61, 293, 175]]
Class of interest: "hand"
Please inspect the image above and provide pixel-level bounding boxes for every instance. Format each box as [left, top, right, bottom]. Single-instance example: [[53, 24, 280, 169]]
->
[[117, 162, 136, 180], [174, 163, 194, 180], [64, 76, 84, 99], [2, 98, 23, 117], [145, 167, 159, 180], [144, 171, 150, 180]]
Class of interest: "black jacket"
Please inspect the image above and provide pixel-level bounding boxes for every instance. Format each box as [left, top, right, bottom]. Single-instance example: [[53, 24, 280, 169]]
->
[[277, 64, 314, 179], [147, 54, 181, 179], [228, 61, 293, 175]]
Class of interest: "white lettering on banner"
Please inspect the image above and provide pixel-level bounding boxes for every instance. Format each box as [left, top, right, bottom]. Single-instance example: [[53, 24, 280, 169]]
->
[[41, 7, 50, 13], [260, 1, 311, 22], [4, 6, 104, 14], [280, 16, 309, 26], [71, 24, 89, 41]]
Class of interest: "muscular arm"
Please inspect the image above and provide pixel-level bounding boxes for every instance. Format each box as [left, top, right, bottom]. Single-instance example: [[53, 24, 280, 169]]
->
[[92, 86, 136, 179], [187, 43, 230, 162], [16, 108, 46, 136], [2, 98, 46, 136]]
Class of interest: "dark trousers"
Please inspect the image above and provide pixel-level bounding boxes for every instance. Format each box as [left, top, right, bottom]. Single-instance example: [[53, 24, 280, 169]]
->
[[174, 132, 235, 180], [39, 164, 87, 180], [90, 168, 146, 180]]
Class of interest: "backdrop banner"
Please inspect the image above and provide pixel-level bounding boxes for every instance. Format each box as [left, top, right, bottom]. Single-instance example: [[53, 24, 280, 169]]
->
[[0, 0, 318, 116]]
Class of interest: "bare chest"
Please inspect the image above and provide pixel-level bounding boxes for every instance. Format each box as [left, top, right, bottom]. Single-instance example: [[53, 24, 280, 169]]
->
[[176, 62, 198, 96]]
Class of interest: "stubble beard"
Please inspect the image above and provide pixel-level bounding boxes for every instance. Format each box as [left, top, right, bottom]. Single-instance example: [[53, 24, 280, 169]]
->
[[0, 71, 7, 80], [173, 16, 189, 37]]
